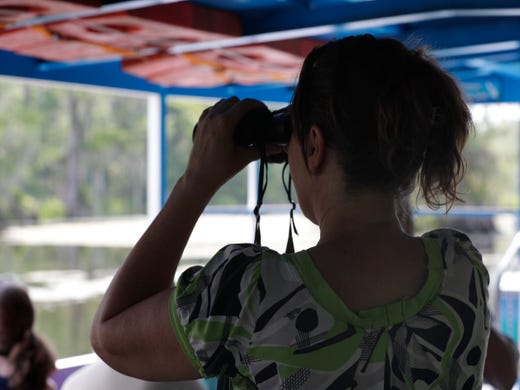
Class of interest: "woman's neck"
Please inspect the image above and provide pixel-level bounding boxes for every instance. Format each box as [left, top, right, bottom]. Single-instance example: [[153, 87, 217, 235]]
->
[[315, 191, 403, 245]]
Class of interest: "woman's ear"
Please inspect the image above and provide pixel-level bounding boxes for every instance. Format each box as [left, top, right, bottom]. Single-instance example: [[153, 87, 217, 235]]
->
[[306, 124, 325, 173]]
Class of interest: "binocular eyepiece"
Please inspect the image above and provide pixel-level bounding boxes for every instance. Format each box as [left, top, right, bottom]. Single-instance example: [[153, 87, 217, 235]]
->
[[193, 105, 291, 164], [234, 105, 291, 163], [234, 106, 291, 147]]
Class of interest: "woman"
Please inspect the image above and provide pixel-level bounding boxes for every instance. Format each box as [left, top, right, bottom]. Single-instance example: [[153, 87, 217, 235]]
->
[[0, 282, 56, 390], [91, 35, 489, 389]]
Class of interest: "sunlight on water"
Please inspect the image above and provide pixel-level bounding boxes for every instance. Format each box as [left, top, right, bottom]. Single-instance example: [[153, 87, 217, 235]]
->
[[0, 213, 320, 358]]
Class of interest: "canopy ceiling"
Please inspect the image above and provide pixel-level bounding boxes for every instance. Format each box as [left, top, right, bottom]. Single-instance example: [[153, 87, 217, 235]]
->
[[1, 0, 520, 103]]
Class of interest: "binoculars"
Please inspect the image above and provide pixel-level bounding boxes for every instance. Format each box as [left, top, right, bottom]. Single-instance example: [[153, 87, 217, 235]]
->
[[234, 105, 291, 163], [193, 105, 291, 163]]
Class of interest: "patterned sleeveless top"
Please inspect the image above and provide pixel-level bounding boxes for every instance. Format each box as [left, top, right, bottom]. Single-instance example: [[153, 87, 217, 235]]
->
[[170, 229, 489, 389]]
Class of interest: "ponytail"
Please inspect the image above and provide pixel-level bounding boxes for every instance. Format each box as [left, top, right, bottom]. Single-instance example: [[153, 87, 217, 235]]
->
[[415, 50, 472, 210], [9, 331, 56, 390]]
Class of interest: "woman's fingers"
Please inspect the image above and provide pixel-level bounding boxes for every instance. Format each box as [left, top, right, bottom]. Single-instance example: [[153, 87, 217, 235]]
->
[[193, 97, 241, 140], [209, 96, 239, 115]]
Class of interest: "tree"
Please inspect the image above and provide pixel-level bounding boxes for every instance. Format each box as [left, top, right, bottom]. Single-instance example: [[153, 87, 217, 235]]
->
[[0, 79, 147, 223]]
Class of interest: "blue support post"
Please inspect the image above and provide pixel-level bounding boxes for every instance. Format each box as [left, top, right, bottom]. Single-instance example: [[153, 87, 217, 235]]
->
[[160, 92, 168, 206]]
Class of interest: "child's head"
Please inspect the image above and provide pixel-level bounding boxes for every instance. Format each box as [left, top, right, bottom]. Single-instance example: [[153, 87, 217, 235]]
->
[[0, 282, 56, 390], [291, 34, 472, 209], [0, 282, 34, 356]]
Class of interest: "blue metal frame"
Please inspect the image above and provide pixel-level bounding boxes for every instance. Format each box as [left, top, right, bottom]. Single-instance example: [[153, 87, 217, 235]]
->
[[160, 92, 168, 206]]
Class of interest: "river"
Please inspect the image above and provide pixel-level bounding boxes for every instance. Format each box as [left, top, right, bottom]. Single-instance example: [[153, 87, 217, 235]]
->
[[0, 213, 321, 358]]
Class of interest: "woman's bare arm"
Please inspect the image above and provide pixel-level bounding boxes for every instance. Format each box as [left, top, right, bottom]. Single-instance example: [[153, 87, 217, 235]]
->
[[90, 97, 264, 380], [484, 326, 519, 390]]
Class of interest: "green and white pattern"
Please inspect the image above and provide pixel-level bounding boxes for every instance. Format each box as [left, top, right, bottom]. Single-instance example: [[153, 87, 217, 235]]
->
[[170, 229, 489, 389]]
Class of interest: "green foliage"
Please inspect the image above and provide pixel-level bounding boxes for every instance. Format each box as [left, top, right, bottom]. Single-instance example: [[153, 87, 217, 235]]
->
[[0, 82, 294, 220], [264, 162, 293, 204], [38, 198, 66, 220], [165, 97, 208, 186], [458, 119, 519, 207], [0, 79, 147, 222], [15, 192, 38, 220], [2, 77, 519, 223]]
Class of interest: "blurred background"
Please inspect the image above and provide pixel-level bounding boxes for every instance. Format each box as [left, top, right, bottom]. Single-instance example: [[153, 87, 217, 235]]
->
[[1, 1, 520, 388], [0, 79, 518, 359]]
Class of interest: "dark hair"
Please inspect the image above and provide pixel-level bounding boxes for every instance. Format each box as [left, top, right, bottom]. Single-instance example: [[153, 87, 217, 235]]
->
[[291, 34, 472, 209], [0, 283, 55, 390]]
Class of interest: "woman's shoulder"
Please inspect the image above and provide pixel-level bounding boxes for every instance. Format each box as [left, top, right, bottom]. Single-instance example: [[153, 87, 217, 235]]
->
[[176, 244, 297, 297], [205, 243, 299, 271], [421, 228, 489, 289], [421, 228, 484, 265], [205, 243, 285, 272], [422, 227, 473, 243]]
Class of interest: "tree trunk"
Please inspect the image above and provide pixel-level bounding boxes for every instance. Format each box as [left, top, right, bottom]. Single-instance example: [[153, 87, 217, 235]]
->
[[64, 93, 84, 218]]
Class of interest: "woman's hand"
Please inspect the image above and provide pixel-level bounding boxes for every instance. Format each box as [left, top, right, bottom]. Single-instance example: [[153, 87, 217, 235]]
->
[[185, 97, 266, 193]]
